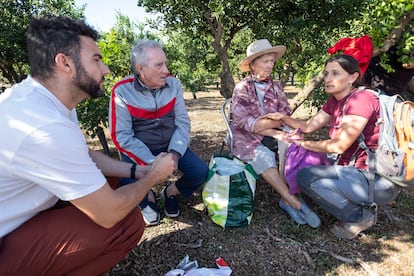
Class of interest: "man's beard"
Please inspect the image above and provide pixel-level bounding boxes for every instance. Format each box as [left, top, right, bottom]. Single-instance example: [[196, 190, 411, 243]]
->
[[74, 63, 105, 99]]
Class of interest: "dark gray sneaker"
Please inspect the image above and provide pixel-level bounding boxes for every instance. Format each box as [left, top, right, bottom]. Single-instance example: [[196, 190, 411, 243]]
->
[[161, 186, 180, 218]]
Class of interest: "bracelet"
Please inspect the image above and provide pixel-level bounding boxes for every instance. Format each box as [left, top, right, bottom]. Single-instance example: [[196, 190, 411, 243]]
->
[[130, 163, 137, 179]]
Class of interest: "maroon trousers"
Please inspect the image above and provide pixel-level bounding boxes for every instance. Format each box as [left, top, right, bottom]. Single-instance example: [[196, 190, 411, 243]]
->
[[0, 204, 144, 275]]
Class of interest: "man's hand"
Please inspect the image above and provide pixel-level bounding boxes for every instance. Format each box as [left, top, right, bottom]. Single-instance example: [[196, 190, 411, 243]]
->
[[135, 165, 150, 179], [167, 151, 180, 172], [148, 153, 175, 185]]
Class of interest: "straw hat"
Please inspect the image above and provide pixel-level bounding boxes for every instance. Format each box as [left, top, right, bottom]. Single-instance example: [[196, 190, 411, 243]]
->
[[238, 39, 286, 72]]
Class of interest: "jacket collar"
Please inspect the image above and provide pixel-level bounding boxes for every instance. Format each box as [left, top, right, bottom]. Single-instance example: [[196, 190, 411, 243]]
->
[[246, 75, 271, 84], [133, 74, 170, 92]]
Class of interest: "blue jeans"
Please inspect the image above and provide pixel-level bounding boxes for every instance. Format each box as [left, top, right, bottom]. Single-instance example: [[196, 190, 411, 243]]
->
[[120, 148, 208, 208], [297, 165, 400, 223]]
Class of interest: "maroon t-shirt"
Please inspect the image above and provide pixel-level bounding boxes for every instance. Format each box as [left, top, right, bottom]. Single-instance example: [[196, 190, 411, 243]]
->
[[322, 89, 380, 170]]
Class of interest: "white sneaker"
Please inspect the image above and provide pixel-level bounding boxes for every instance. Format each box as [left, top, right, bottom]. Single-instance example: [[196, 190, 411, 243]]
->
[[141, 203, 160, 226]]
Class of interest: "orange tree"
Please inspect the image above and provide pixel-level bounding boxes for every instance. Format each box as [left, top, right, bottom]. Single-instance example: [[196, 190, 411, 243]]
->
[[267, 0, 414, 111], [0, 0, 83, 84], [137, 0, 362, 99]]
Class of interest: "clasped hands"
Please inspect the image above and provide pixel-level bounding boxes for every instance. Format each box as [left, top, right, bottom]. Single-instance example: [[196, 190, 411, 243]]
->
[[149, 152, 180, 184], [262, 112, 303, 144]]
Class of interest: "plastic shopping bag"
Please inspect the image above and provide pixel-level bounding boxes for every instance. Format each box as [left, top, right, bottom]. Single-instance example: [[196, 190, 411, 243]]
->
[[202, 155, 258, 228]]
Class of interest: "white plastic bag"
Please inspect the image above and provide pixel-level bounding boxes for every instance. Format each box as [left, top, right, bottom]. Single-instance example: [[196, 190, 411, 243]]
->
[[165, 255, 232, 276]]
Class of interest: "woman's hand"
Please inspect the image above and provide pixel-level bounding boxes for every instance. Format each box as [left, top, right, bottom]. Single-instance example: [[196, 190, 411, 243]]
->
[[254, 117, 282, 132], [270, 130, 290, 143], [286, 128, 304, 144], [264, 112, 286, 121]]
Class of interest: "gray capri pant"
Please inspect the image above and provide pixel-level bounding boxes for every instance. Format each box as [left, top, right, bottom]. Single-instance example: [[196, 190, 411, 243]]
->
[[297, 165, 400, 223]]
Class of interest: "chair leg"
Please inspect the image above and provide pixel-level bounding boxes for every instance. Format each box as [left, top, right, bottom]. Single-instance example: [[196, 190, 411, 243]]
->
[[96, 127, 110, 156], [219, 140, 225, 154]]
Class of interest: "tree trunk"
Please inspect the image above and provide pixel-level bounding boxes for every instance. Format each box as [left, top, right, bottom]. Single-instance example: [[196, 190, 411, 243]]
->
[[0, 63, 22, 85], [212, 32, 235, 99], [211, 43, 235, 99], [219, 67, 235, 99], [290, 71, 325, 113]]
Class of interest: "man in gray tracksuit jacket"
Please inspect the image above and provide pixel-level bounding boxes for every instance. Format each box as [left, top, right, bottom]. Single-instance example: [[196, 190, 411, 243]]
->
[[109, 39, 208, 226]]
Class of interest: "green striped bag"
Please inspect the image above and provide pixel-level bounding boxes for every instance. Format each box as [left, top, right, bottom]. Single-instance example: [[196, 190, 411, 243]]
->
[[202, 155, 258, 228]]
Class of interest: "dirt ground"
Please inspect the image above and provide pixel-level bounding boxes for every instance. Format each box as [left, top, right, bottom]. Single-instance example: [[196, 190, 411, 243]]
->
[[91, 88, 414, 276]]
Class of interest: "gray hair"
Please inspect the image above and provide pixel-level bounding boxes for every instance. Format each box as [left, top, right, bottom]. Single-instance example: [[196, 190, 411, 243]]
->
[[130, 39, 163, 74]]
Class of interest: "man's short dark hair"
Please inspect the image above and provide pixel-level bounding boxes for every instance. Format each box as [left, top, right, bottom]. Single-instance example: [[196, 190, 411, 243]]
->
[[26, 16, 99, 80]]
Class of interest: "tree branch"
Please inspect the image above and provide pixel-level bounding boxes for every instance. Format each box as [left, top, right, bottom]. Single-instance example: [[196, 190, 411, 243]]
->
[[291, 71, 324, 113], [372, 8, 414, 57], [291, 8, 414, 113]]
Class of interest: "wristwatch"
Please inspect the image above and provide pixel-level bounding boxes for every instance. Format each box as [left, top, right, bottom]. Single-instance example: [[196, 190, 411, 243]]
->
[[130, 163, 137, 179]]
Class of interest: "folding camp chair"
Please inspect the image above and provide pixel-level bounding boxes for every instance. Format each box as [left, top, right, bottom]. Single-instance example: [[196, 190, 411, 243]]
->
[[220, 98, 233, 156]]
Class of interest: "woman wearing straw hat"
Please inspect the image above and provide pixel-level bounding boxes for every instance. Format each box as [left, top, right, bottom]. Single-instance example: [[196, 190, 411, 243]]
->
[[230, 39, 320, 228]]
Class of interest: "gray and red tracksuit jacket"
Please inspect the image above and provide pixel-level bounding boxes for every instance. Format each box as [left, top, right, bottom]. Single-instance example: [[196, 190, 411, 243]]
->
[[109, 75, 191, 165]]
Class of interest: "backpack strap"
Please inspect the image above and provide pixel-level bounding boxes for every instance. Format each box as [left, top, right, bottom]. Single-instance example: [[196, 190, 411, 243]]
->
[[356, 135, 378, 223], [341, 89, 379, 221]]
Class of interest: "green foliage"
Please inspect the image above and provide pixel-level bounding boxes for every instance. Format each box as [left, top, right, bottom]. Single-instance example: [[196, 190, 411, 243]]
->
[[136, 0, 378, 98], [260, 0, 414, 108], [0, 0, 83, 84], [138, 0, 281, 98], [163, 30, 218, 93], [76, 90, 111, 139], [253, 0, 361, 89], [2, 0, 412, 137], [355, 0, 413, 73], [360, 1, 412, 48], [228, 28, 256, 81]]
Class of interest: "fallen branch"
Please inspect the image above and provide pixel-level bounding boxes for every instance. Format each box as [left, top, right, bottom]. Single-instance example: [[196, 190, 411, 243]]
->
[[317, 248, 355, 264], [299, 247, 315, 268]]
